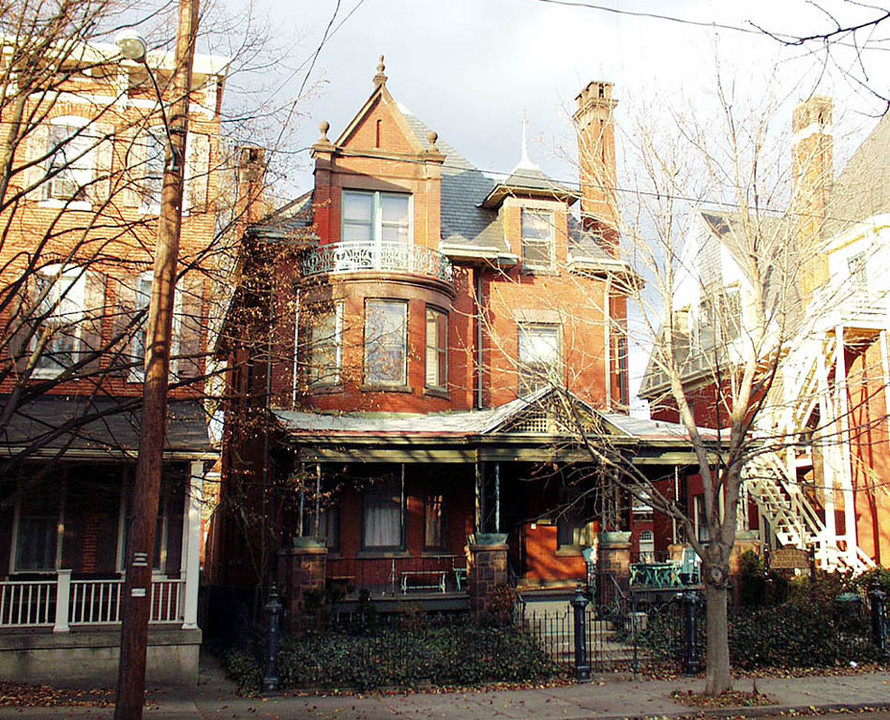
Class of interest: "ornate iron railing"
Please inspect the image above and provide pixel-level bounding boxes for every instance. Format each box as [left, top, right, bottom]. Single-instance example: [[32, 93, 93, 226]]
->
[[302, 240, 454, 284]]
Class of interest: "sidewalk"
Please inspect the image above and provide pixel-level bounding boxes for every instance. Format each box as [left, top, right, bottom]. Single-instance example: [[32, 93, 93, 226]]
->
[[2, 660, 888, 719]]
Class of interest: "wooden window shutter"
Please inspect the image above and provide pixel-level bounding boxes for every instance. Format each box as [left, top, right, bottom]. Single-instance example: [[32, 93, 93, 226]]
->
[[79, 271, 107, 373], [109, 275, 139, 376], [6, 276, 36, 374], [90, 123, 114, 205], [175, 271, 204, 380], [183, 133, 211, 215], [23, 125, 49, 202]]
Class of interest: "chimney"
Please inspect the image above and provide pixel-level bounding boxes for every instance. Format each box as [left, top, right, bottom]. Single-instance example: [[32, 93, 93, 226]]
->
[[573, 81, 619, 255], [236, 145, 267, 230], [791, 97, 832, 296]]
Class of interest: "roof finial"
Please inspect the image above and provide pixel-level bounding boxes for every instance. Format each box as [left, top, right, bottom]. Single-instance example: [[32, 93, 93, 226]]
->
[[515, 112, 540, 172], [373, 55, 387, 88]]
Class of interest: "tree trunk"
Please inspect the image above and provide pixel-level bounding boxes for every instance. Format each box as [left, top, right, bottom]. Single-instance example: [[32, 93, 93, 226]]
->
[[704, 575, 732, 694]]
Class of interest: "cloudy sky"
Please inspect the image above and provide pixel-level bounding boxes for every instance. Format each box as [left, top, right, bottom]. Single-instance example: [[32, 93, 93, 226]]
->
[[239, 0, 888, 196], [210, 0, 887, 406]]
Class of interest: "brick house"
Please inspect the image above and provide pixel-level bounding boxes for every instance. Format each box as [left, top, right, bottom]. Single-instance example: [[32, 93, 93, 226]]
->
[[640, 98, 890, 574], [0, 40, 227, 683], [209, 60, 701, 618]]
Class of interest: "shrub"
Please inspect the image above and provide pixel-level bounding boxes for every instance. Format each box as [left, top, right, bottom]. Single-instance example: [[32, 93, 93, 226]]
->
[[277, 619, 556, 691], [222, 646, 262, 694]]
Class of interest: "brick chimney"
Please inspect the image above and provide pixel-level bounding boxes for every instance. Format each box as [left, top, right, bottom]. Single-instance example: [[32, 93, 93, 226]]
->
[[791, 97, 833, 296], [573, 81, 619, 255], [236, 145, 267, 231]]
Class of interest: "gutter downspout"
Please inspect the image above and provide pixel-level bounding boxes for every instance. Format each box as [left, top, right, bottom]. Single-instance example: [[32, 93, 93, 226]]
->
[[604, 276, 612, 411], [476, 268, 484, 410]]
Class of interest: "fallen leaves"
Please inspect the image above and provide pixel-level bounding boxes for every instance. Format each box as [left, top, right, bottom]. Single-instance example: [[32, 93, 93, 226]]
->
[[0, 681, 115, 708], [669, 688, 777, 709]]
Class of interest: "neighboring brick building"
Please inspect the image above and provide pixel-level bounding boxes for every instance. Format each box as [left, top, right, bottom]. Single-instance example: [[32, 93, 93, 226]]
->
[[210, 60, 699, 617], [0, 39, 227, 684], [640, 98, 890, 574]]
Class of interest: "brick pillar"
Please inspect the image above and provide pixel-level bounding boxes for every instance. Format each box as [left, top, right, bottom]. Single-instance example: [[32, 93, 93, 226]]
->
[[277, 544, 327, 626], [598, 531, 632, 582], [467, 539, 508, 614]]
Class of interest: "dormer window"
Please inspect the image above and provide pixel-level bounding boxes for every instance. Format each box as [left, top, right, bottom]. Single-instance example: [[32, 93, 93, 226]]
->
[[521, 209, 555, 272], [342, 190, 410, 245]]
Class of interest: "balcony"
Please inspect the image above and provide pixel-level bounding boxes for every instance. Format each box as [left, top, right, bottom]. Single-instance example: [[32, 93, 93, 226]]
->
[[301, 240, 454, 284]]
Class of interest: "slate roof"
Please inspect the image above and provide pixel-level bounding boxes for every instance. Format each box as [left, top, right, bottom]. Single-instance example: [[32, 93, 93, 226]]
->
[[275, 387, 701, 444], [250, 191, 315, 240], [826, 109, 890, 238], [0, 396, 214, 457]]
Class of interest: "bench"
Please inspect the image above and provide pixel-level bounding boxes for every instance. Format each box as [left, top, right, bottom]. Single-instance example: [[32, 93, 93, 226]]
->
[[453, 567, 468, 591], [400, 570, 446, 593]]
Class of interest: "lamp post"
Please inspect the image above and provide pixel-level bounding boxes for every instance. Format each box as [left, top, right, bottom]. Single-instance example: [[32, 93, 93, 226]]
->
[[113, 1, 198, 718]]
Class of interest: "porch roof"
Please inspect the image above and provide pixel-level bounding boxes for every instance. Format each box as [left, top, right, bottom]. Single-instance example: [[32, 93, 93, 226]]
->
[[0, 396, 215, 460], [273, 390, 706, 464]]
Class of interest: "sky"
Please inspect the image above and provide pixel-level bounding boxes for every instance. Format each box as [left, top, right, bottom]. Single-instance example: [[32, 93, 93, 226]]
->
[[212, 0, 889, 408]]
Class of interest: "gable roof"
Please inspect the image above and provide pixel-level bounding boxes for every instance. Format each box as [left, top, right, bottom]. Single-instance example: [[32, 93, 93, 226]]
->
[[826, 109, 890, 237]]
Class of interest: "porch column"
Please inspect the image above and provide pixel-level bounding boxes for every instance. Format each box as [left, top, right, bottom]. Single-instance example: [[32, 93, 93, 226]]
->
[[834, 324, 858, 568], [467, 536, 508, 614], [53, 569, 71, 633], [180, 460, 204, 629]]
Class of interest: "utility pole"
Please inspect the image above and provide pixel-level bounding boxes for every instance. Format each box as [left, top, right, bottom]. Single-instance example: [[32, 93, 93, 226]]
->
[[114, 0, 198, 717]]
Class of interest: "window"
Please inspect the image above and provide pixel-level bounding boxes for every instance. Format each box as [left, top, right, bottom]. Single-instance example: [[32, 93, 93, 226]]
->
[[130, 272, 153, 377], [518, 323, 562, 392], [693, 495, 710, 544], [557, 513, 584, 549], [638, 530, 655, 563], [424, 493, 444, 549], [308, 302, 343, 388], [135, 128, 166, 212], [32, 265, 86, 376], [848, 252, 867, 287], [425, 307, 447, 391], [521, 209, 554, 271], [14, 484, 61, 571], [46, 119, 95, 201], [342, 190, 410, 245], [362, 475, 404, 550], [365, 299, 408, 386]]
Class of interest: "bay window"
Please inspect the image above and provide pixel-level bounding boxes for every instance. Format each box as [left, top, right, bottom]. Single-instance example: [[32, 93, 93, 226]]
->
[[308, 302, 343, 388]]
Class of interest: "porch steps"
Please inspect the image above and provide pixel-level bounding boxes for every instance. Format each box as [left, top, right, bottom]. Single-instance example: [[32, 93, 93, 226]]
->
[[520, 597, 652, 668]]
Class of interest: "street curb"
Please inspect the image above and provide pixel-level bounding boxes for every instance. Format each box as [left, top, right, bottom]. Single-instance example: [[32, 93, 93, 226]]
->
[[597, 701, 890, 719]]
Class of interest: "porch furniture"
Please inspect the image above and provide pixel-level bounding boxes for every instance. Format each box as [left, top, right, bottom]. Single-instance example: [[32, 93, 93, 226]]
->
[[453, 566, 468, 591], [678, 547, 701, 585], [629, 561, 680, 589], [400, 569, 447, 593]]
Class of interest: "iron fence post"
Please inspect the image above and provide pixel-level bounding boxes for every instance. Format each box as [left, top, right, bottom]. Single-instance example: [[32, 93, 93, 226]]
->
[[868, 578, 887, 658], [681, 590, 700, 676], [571, 582, 591, 682], [263, 583, 282, 694]]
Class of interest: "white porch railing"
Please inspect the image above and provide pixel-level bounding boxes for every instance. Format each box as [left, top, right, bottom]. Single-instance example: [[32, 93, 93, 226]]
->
[[0, 571, 187, 632], [301, 240, 454, 284]]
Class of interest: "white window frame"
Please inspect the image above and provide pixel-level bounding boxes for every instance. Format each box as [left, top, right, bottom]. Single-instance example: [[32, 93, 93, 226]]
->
[[342, 190, 412, 247], [518, 322, 562, 393], [521, 209, 555, 272], [31, 264, 87, 379], [425, 306, 448, 392], [361, 473, 405, 551], [41, 116, 95, 210], [308, 301, 343, 388]]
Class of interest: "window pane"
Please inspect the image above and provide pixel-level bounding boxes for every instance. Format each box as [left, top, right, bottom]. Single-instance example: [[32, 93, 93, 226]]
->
[[343, 222, 373, 243], [519, 324, 561, 391], [16, 486, 59, 571], [139, 130, 165, 209], [425, 308, 447, 389], [309, 303, 341, 386], [381, 195, 409, 225], [424, 494, 444, 548], [33, 267, 85, 372], [365, 300, 407, 385], [363, 477, 402, 548], [343, 192, 373, 223], [521, 210, 554, 269], [48, 124, 92, 200]]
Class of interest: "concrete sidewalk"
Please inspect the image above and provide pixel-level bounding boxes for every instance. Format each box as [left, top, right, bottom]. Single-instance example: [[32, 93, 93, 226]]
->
[[2, 663, 888, 719]]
